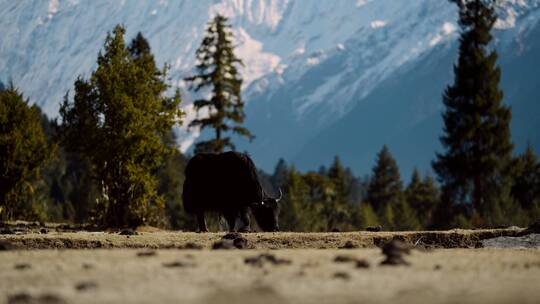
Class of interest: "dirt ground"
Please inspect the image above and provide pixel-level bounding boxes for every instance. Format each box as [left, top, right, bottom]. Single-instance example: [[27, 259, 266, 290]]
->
[[0, 246, 539, 304], [1, 225, 540, 303]]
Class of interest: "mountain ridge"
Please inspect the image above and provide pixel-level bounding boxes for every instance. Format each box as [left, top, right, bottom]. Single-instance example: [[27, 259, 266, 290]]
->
[[1, 0, 538, 176]]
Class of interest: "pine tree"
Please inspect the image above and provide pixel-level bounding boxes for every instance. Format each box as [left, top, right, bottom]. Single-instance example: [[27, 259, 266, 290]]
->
[[366, 145, 403, 214], [156, 131, 197, 230], [405, 169, 440, 228], [280, 169, 325, 232], [59, 26, 182, 227], [0, 86, 52, 220], [392, 198, 421, 231], [432, 0, 514, 226], [185, 14, 253, 153], [326, 156, 356, 230], [356, 203, 379, 229], [271, 158, 289, 188], [510, 145, 540, 224], [328, 156, 351, 200], [511, 145, 540, 210]]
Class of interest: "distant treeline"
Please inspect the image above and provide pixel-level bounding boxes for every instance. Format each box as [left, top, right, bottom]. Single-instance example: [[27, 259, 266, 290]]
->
[[1, 1, 539, 230]]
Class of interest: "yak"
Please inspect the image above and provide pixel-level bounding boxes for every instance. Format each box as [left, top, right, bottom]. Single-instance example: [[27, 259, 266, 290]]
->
[[182, 152, 281, 232]]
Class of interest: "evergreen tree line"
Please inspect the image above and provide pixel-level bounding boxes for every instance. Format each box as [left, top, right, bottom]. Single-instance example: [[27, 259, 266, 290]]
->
[[1, 2, 539, 230], [259, 143, 540, 231]]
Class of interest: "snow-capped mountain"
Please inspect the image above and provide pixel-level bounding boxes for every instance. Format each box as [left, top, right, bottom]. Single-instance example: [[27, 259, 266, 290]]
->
[[1, 0, 539, 176]]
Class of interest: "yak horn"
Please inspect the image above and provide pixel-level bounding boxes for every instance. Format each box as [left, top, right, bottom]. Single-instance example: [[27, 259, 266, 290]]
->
[[276, 188, 283, 202]]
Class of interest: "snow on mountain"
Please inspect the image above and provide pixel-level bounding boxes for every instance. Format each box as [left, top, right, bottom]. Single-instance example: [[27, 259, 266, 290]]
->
[[1, 0, 458, 116], [1, 0, 539, 173]]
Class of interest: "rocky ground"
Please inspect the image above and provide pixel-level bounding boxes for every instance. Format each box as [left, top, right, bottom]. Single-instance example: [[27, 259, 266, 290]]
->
[[0, 221, 532, 250], [1, 223, 539, 304]]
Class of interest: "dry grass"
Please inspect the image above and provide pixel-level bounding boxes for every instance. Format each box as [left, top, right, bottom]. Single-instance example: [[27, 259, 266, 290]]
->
[[0, 227, 526, 250], [1, 225, 538, 303]]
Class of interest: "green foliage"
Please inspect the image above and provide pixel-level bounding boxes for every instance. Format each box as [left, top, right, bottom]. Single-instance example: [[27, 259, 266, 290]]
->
[[184, 14, 253, 153], [156, 131, 197, 230], [356, 203, 379, 229], [0, 86, 52, 220], [433, 0, 514, 227], [39, 144, 98, 223], [405, 169, 440, 227], [276, 157, 361, 232], [392, 198, 421, 231], [511, 145, 540, 212], [324, 156, 357, 231], [279, 168, 324, 232], [366, 145, 403, 213], [452, 214, 473, 229], [365, 145, 405, 230], [59, 26, 182, 227]]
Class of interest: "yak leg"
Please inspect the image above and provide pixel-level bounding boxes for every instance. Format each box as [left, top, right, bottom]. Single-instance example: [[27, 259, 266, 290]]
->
[[197, 212, 208, 233], [224, 211, 238, 232], [238, 206, 251, 232]]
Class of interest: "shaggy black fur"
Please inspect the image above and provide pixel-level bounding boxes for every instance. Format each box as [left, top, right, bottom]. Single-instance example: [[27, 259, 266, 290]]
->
[[182, 152, 280, 232]]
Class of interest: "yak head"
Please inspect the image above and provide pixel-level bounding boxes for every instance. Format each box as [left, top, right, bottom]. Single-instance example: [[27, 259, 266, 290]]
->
[[251, 188, 282, 232]]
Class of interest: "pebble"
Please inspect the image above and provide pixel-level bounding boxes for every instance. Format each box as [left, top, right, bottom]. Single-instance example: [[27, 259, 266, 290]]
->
[[136, 250, 157, 257], [244, 253, 292, 267], [333, 272, 351, 280], [75, 281, 98, 291]]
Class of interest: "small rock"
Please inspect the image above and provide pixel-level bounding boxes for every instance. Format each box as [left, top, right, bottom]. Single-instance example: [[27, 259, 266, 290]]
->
[[333, 272, 350, 280], [222, 232, 241, 240], [162, 261, 195, 268], [233, 237, 249, 249], [119, 229, 138, 236], [366, 225, 382, 232], [1, 228, 14, 234], [382, 239, 411, 257], [136, 250, 157, 257], [75, 281, 98, 291], [212, 240, 235, 250], [8, 293, 67, 304], [0, 240, 16, 250], [381, 256, 410, 266], [37, 294, 67, 304], [244, 253, 292, 267], [356, 259, 370, 268], [333, 255, 356, 263], [182, 242, 203, 250], [380, 239, 411, 266], [7, 292, 32, 304], [82, 263, 93, 270], [339, 240, 358, 249], [14, 263, 31, 270]]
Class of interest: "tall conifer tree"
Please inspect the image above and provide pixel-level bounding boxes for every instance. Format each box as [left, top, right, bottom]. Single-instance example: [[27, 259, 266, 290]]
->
[[432, 0, 514, 226], [405, 169, 440, 227], [511, 145, 540, 211], [185, 14, 253, 153], [366, 145, 403, 213], [0, 86, 52, 220], [59, 26, 182, 227]]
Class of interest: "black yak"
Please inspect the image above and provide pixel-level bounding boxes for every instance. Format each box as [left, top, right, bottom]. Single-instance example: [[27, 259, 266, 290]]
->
[[182, 152, 281, 232]]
